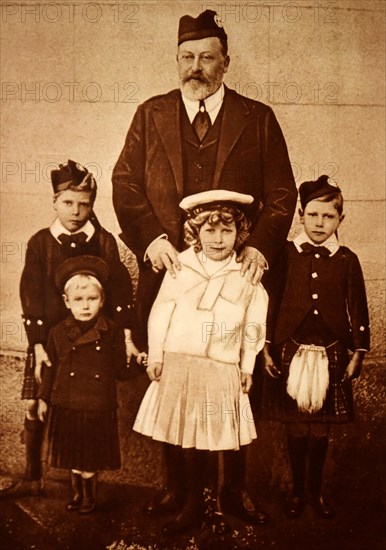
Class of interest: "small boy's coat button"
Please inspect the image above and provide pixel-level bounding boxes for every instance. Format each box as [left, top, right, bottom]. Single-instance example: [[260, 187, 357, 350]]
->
[[315, 253, 320, 259], [96, 346, 101, 351], [70, 242, 76, 248], [312, 272, 318, 278], [312, 293, 318, 299], [313, 309, 319, 315], [70, 372, 75, 377], [94, 374, 100, 380]]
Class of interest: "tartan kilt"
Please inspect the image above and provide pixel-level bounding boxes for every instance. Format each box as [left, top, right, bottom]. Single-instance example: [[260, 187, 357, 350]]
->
[[21, 346, 39, 400], [261, 339, 355, 424]]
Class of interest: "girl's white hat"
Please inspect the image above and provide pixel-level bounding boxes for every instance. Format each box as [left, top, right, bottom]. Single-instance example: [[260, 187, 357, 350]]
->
[[179, 190, 254, 213]]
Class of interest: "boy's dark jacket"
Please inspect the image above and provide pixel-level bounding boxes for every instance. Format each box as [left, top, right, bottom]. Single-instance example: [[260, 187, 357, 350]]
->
[[38, 315, 128, 411], [265, 242, 370, 351], [20, 227, 135, 346]]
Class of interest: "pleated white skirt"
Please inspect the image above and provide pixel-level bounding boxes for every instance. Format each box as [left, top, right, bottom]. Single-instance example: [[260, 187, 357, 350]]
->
[[133, 352, 257, 451]]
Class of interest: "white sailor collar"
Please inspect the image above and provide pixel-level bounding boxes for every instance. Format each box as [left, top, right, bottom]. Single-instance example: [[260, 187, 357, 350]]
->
[[178, 247, 244, 311]]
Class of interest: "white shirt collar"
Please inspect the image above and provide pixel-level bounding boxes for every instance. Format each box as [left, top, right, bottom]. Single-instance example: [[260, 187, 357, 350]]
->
[[293, 230, 340, 257], [50, 218, 95, 242], [181, 83, 225, 124]]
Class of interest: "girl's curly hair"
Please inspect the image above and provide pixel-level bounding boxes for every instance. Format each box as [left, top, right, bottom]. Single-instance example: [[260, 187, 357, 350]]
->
[[184, 205, 251, 252]]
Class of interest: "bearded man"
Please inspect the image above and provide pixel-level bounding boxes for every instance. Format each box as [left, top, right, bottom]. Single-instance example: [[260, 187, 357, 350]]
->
[[112, 9, 296, 533]]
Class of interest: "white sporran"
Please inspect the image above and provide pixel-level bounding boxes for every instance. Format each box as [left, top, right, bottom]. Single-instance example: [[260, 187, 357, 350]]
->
[[287, 344, 329, 413]]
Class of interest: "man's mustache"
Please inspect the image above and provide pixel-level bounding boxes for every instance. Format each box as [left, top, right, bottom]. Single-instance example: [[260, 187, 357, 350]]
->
[[183, 73, 210, 85]]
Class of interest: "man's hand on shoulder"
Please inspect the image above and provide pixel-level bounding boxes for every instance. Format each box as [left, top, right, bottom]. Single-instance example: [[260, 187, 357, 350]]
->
[[147, 238, 181, 278], [237, 246, 267, 285]]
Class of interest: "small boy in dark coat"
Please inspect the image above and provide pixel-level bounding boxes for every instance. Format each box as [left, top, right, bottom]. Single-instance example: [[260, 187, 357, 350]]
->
[[2, 160, 140, 498], [37, 256, 129, 513], [262, 175, 370, 519]]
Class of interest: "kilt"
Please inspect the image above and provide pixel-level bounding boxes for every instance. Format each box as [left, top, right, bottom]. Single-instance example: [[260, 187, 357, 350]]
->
[[261, 339, 354, 424], [45, 406, 121, 471]]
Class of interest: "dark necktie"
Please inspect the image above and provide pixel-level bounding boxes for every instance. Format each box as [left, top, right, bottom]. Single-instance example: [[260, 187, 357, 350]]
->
[[58, 232, 88, 246], [193, 99, 211, 142], [300, 242, 330, 257]]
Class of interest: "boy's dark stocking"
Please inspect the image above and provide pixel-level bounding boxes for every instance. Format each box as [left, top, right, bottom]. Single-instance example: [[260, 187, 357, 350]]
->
[[79, 474, 97, 514], [162, 448, 205, 535], [0, 416, 44, 498], [285, 433, 309, 518], [308, 436, 335, 518], [220, 448, 269, 525], [145, 442, 185, 515], [67, 471, 83, 511], [24, 417, 44, 481]]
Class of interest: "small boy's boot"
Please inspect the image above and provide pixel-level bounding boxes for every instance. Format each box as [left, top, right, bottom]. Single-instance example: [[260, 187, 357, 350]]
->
[[286, 434, 308, 518], [308, 436, 335, 518], [0, 417, 44, 498], [67, 471, 83, 511], [79, 474, 97, 514], [145, 443, 185, 515], [221, 448, 269, 525]]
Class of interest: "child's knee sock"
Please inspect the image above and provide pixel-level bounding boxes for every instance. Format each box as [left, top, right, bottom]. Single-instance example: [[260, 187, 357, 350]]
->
[[308, 436, 329, 497], [24, 417, 44, 481], [286, 434, 309, 497]]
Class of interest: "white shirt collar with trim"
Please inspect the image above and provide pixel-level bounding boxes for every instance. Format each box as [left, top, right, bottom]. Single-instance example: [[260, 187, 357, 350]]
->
[[50, 218, 95, 243], [293, 231, 340, 257], [182, 83, 225, 124]]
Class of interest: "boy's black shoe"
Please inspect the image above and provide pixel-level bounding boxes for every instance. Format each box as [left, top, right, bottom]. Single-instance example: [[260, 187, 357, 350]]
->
[[285, 495, 305, 518], [311, 495, 336, 518], [220, 485, 269, 525], [0, 479, 44, 498]]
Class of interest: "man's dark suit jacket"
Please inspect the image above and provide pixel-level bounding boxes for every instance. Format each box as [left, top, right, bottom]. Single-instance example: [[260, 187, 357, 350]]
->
[[112, 86, 297, 268]]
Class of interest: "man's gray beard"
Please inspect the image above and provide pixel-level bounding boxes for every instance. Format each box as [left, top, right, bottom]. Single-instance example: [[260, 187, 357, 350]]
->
[[181, 77, 221, 100]]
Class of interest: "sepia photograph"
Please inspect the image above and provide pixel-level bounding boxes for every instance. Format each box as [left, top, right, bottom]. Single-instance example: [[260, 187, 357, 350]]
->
[[0, 1, 385, 548]]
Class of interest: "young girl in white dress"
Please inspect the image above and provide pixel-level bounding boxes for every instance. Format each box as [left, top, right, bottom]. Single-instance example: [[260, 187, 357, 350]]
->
[[134, 190, 268, 534]]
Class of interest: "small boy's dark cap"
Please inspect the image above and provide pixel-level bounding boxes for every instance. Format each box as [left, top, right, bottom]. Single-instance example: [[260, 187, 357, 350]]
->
[[178, 10, 227, 46], [299, 175, 341, 210], [51, 160, 97, 194], [55, 255, 109, 291]]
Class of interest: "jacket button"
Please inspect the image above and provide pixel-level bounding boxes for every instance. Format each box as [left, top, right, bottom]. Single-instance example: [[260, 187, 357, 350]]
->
[[315, 253, 320, 259], [313, 309, 319, 315], [72, 347, 76, 351], [96, 346, 101, 351], [312, 272, 318, 278], [94, 374, 100, 380], [312, 293, 318, 299], [70, 372, 75, 377], [71, 242, 76, 248]]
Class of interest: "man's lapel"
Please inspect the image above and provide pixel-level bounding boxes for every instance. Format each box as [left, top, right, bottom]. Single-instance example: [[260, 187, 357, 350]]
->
[[152, 90, 184, 199], [213, 86, 251, 188]]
